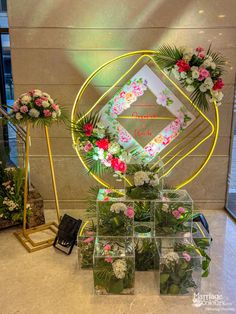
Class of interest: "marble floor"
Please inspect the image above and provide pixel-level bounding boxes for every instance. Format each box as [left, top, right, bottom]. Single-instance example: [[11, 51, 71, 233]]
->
[[0, 210, 236, 314]]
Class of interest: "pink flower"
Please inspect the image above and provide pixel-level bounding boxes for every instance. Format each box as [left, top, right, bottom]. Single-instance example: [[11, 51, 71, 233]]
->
[[162, 136, 171, 146], [118, 129, 132, 143], [119, 91, 126, 98], [105, 257, 113, 263], [198, 68, 210, 81], [125, 207, 135, 219], [182, 252, 191, 262], [41, 96, 48, 101], [157, 93, 167, 106], [13, 102, 20, 112], [172, 210, 181, 219], [111, 158, 127, 173], [43, 109, 52, 117], [133, 85, 143, 96], [83, 237, 94, 244], [112, 105, 123, 116], [104, 244, 111, 251], [51, 103, 59, 111], [35, 98, 43, 107], [178, 207, 185, 214], [84, 142, 93, 152], [96, 138, 109, 150], [198, 52, 205, 59], [213, 78, 224, 90], [176, 59, 191, 73], [20, 105, 29, 113], [196, 47, 204, 53]]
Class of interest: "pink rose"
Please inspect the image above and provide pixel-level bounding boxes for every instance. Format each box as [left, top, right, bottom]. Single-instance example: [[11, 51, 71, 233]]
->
[[198, 68, 210, 81], [104, 244, 111, 251], [172, 210, 181, 219], [198, 52, 205, 59], [182, 252, 191, 262], [83, 237, 94, 244], [35, 98, 43, 107], [51, 103, 59, 111], [20, 105, 29, 113], [105, 257, 113, 263], [84, 142, 93, 152], [178, 207, 185, 214], [43, 109, 52, 117], [125, 207, 135, 219], [196, 47, 204, 53]]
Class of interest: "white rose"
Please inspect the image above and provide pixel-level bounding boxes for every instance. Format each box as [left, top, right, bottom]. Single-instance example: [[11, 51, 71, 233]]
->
[[29, 108, 40, 118], [199, 84, 208, 92], [16, 112, 23, 120], [210, 62, 216, 70], [21, 94, 32, 105], [52, 111, 57, 119], [33, 89, 43, 97], [211, 90, 223, 101], [186, 78, 193, 84], [191, 70, 199, 79], [186, 85, 195, 92], [204, 77, 214, 89], [42, 101, 50, 108]]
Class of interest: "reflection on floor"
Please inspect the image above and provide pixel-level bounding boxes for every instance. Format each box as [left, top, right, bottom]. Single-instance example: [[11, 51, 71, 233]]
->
[[0, 210, 236, 314]]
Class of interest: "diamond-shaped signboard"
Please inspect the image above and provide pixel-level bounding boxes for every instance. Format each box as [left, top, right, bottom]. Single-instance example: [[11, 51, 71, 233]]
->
[[99, 65, 195, 163]]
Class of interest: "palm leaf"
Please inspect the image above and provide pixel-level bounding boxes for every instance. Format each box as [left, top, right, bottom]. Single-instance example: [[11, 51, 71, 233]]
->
[[154, 44, 183, 69]]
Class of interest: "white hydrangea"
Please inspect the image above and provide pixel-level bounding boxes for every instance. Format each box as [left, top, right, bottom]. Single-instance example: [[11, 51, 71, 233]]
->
[[186, 85, 195, 92], [112, 259, 127, 279], [134, 171, 150, 186], [163, 251, 179, 267], [110, 203, 127, 213], [29, 108, 40, 118], [21, 94, 32, 104], [16, 112, 23, 120]]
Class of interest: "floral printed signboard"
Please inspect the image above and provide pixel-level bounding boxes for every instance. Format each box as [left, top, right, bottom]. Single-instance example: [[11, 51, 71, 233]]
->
[[99, 65, 195, 162]]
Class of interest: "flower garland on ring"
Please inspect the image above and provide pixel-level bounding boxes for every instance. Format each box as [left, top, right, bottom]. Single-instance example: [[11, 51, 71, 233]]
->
[[72, 112, 132, 176], [154, 45, 226, 111], [9, 89, 67, 126]]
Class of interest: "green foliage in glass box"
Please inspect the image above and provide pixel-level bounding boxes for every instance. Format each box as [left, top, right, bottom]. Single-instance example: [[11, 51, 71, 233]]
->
[[134, 201, 152, 222], [97, 202, 134, 236], [135, 238, 156, 271]]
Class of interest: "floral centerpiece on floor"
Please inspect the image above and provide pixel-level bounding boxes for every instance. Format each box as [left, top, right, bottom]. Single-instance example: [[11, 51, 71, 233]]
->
[[97, 202, 134, 236], [0, 162, 31, 223], [126, 164, 161, 199], [155, 45, 225, 110], [72, 112, 132, 176], [93, 238, 135, 294], [9, 89, 67, 126]]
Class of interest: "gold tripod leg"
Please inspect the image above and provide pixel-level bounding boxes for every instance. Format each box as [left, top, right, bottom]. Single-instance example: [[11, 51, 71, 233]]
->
[[44, 126, 61, 223], [23, 121, 30, 236]]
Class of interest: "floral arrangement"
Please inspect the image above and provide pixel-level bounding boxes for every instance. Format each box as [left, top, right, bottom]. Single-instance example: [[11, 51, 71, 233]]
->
[[0, 162, 31, 222], [93, 239, 135, 294], [155, 45, 225, 110], [72, 112, 131, 176], [126, 164, 161, 199], [97, 202, 134, 236], [9, 89, 67, 126]]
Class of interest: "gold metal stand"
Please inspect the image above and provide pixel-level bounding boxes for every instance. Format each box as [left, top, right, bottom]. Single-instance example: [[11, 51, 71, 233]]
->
[[14, 122, 61, 252]]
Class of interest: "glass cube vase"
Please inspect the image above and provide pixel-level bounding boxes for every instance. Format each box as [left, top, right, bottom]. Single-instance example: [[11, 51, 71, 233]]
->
[[155, 238, 202, 296], [97, 189, 134, 236], [154, 189, 193, 236], [93, 237, 135, 295]]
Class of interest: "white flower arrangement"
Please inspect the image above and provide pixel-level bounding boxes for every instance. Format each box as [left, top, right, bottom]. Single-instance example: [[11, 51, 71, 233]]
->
[[112, 259, 127, 279]]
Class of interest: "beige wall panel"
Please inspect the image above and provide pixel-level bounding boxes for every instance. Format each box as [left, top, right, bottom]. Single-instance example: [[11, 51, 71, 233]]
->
[[11, 49, 235, 86], [10, 28, 236, 50], [8, 0, 236, 28]]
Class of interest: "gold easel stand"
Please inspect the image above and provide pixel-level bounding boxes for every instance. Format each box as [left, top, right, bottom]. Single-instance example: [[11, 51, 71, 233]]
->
[[14, 122, 61, 252]]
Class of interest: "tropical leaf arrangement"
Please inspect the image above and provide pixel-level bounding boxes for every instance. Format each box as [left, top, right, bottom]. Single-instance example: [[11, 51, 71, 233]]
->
[[71, 111, 131, 176], [8, 89, 68, 126], [154, 45, 226, 111]]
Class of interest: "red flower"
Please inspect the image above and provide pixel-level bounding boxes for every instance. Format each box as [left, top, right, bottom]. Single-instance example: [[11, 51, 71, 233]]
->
[[96, 138, 109, 150], [196, 47, 204, 53], [111, 158, 127, 173], [213, 78, 224, 90], [83, 123, 93, 137], [176, 59, 190, 73]]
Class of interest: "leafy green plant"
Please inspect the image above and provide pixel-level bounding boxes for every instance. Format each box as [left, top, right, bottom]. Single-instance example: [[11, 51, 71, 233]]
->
[[135, 238, 156, 271]]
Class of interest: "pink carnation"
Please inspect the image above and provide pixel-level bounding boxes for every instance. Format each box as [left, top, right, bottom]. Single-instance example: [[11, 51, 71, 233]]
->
[[84, 142, 93, 152], [13, 102, 20, 112], [198, 52, 205, 59], [83, 237, 94, 244], [35, 98, 43, 107], [178, 207, 185, 214], [183, 252, 191, 262], [198, 68, 210, 81], [172, 210, 181, 219], [104, 244, 111, 251], [176, 59, 191, 73], [105, 257, 113, 263], [20, 105, 29, 113], [125, 207, 135, 219], [43, 109, 52, 117], [51, 103, 59, 111]]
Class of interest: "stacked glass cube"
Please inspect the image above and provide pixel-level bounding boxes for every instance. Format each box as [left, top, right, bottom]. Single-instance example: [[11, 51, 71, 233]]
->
[[78, 187, 211, 295]]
